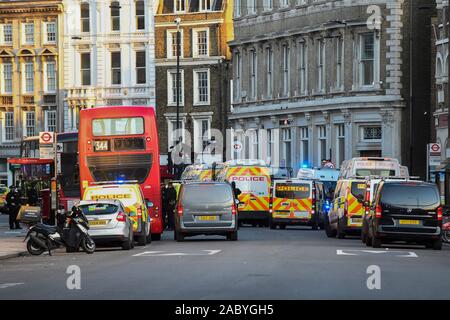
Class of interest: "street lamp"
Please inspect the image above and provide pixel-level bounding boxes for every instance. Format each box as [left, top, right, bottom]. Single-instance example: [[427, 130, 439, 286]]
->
[[174, 17, 181, 178]]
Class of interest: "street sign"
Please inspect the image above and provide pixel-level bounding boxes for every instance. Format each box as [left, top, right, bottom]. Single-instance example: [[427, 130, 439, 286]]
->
[[56, 153, 61, 174], [56, 143, 63, 153], [39, 146, 55, 159], [233, 141, 243, 154], [39, 132, 54, 145], [427, 143, 442, 181]]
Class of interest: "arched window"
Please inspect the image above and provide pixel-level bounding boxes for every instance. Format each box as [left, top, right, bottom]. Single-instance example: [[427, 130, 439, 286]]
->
[[81, 2, 90, 33], [436, 54, 443, 78]]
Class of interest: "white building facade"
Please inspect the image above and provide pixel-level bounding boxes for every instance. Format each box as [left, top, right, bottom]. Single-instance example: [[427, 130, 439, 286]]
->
[[229, 0, 433, 177], [63, 0, 156, 132]]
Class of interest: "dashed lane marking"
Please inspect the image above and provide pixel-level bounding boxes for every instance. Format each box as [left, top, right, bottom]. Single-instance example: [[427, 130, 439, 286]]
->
[[133, 250, 222, 257], [337, 249, 418, 258], [0, 283, 24, 289]]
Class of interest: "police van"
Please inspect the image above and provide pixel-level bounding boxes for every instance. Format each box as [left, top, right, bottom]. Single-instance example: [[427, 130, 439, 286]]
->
[[270, 179, 317, 229]]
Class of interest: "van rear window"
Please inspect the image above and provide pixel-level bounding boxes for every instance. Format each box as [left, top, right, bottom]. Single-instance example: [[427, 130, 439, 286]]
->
[[380, 184, 439, 207], [182, 184, 232, 205], [275, 183, 311, 199], [351, 183, 366, 200]]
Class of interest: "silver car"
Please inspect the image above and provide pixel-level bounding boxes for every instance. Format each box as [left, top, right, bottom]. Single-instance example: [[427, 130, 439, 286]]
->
[[78, 200, 134, 250], [174, 182, 238, 242]]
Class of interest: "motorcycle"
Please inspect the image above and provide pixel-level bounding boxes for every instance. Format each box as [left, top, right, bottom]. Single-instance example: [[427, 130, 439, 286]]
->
[[24, 206, 96, 256]]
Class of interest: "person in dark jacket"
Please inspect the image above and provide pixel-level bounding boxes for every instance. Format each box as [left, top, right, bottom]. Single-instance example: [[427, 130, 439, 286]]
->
[[6, 186, 21, 230], [27, 183, 39, 206], [231, 181, 242, 200], [165, 182, 177, 230]]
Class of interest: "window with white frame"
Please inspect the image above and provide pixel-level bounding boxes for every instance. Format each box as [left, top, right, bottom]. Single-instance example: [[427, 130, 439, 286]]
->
[[280, 0, 289, 8], [200, 0, 212, 11], [111, 1, 120, 31], [234, 0, 241, 17], [336, 124, 345, 167], [24, 112, 35, 137], [249, 49, 257, 100], [168, 118, 185, 150], [282, 45, 290, 97], [111, 51, 121, 85], [81, 52, 91, 86], [267, 129, 273, 161], [297, 0, 306, 5], [45, 110, 57, 132], [3, 24, 12, 44], [248, 0, 256, 14], [46, 61, 56, 92], [81, 3, 90, 33], [193, 29, 209, 57], [136, 0, 145, 30], [193, 118, 211, 153], [174, 0, 187, 12], [362, 126, 381, 141], [264, 0, 273, 11], [167, 30, 183, 59], [4, 112, 14, 141], [200, 119, 210, 150], [136, 51, 146, 84], [318, 125, 327, 163], [46, 22, 56, 43], [167, 69, 184, 106], [297, 41, 307, 95], [317, 39, 325, 92], [282, 128, 292, 168], [23, 23, 34, 44], [300, 127, 309, 164], [2, 63, 12, 94], [359, 33, 375, 86], [265, 47, 273, 99], [194, 69, 210, 105], [23, 62, 34, 93], [335, 37, 344, 90], [234, 52, 241, 102]]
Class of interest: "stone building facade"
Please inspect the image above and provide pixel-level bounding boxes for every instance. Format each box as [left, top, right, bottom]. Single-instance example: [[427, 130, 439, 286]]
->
[[229, 0, 433, 177], [0, 0, 64, 186], [154, 0, 233, 166], [63, 0, 156, 132]]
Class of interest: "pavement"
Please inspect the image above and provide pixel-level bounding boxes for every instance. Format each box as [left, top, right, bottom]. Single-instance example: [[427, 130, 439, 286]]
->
[[1, 225, 450, 299], [0, 214, 27, 260]]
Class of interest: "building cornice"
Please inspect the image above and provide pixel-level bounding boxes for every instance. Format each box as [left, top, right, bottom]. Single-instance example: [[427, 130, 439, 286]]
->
[[0, 3, 63, 15]]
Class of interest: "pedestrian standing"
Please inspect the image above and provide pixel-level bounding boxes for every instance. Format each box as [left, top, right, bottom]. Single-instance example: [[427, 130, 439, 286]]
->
[[166, 182, 177, 230], [161, 183, 168, 229], [6, 186, 21, 230]]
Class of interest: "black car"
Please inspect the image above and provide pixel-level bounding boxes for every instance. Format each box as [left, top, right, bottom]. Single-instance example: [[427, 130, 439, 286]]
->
[[362, 180, 442, 250]]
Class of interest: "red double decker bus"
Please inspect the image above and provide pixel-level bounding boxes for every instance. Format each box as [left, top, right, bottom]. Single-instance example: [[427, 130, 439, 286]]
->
[[78, 106, 163, 239]]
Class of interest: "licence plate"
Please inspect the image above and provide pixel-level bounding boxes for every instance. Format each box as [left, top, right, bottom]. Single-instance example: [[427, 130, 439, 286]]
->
[[89, 220, 108, 226], [197, 216, 217, 221], [351, 218, 363, 223], [399, 220, 420, 225], [294, 211, 310, 219]]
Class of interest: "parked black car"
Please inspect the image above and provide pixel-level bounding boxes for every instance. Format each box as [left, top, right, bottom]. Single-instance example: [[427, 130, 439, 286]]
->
[[362, 180, 442, 250]]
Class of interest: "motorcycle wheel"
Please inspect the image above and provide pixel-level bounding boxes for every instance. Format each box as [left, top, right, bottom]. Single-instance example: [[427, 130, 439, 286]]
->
[[81, 237, 96, 254], [27, 239, 45, 256]]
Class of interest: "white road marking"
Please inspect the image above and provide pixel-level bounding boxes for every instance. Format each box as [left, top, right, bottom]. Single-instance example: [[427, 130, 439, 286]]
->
[[0, 283, 24, 289], [133, 250, 222, 257], [337, 249, 418, 258]]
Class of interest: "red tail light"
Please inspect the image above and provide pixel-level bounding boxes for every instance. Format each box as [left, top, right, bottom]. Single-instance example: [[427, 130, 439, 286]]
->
[[437, 206, 443, 221], [375, 204, 382, 219], [137, 207, 142, 218], [365, 186, 370, 215], [116, 212, 126, 222], [177, 203, 183, 216], [231, 204, 237, 215]]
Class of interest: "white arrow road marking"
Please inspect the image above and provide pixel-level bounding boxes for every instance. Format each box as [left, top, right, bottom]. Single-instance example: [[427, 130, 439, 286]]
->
[[337, 249, 418, 258], [0, 283, 24, 289], [133, 250, 222, 257]]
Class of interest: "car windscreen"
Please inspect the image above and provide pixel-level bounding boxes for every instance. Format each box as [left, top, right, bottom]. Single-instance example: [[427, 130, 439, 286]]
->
[[380, 184, 439, 208], [356, 169, 396, 177], [351, 182, 366, 200], [79, 204, 119, 215], [182, 185, 233, 205], [275, 183, 311, 199]]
